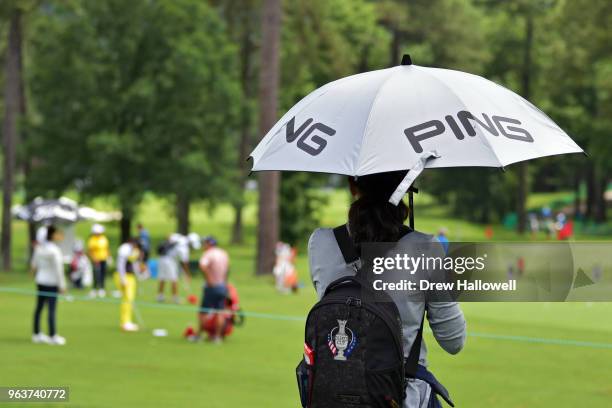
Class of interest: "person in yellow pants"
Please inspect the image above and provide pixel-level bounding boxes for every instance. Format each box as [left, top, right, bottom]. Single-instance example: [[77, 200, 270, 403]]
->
[[114, 238, 142, 332]]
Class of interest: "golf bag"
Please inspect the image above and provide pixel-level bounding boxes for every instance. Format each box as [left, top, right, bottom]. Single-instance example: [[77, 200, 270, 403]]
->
[[202, 283, 244, 338], [157, 240, 176, 256], [297, 225, 422, 408]]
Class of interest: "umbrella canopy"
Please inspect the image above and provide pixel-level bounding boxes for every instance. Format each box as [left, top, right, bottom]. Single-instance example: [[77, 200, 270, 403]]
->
[[13, 197, 80, 223], [249, 55, 583, 204], [12, 196, 121, 224]]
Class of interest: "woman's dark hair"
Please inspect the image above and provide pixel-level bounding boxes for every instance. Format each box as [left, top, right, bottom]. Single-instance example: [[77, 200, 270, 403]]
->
[[348, 171, 409, 245], [46, 225, 57, 242]]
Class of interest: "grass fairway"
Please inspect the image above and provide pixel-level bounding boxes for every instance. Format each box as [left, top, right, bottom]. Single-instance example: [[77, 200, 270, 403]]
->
[[1, 191, 611, 407]]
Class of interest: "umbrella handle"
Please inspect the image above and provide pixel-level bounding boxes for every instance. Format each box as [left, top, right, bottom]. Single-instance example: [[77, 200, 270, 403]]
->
[[409, 190, 415, 230], [388, 151, 439, 206]]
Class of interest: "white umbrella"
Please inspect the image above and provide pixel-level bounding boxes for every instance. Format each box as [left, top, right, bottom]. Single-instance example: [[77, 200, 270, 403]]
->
[[12, 196, 121, 223], [249, 54, 583, 207], [12, 197, 80, 223]]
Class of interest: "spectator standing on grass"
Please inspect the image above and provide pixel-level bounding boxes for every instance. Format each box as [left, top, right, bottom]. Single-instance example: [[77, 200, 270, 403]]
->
[[528, 213, 540, 238], [542, 207, 555, 239], [69, 240, 93, 289], [88, 223, 110, 298], [31, 225, 67, 346], [137, 223, 151, 263], [157, 233, 200, 303], [114, 238, 142, 332], [196, 236, 229, 343], [273, 242, 299, 294], [435, 227, 449, 253], [308, 172, 466, 408]]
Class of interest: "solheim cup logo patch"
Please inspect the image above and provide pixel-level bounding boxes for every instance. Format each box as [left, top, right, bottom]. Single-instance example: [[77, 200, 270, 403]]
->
[[328, 319, 358, 361]]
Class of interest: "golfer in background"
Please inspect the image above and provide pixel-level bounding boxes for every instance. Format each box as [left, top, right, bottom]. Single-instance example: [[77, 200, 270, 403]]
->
[[309, 172, 466, 408], [87, 223, 110, 298], [197, 236, 229, 343], [157, 233, 200, 303], [114, 238, 142, 332], [31, 225, 67, 345]]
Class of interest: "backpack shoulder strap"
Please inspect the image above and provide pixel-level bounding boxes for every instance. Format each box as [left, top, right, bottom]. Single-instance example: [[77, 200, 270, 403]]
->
[[332, 224, 359, 265], [405, 311, 425, 378], [333, 224, 413, 265]]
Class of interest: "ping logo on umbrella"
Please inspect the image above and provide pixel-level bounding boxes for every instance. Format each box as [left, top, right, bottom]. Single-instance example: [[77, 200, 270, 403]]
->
[[404, 111, 534, 153], [286, 117, 336, 156]]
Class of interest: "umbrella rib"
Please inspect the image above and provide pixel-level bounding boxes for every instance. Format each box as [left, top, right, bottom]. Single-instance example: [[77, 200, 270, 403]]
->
[[250, 73, 365, 168], [415, 67, 505, 169], [355, 67, 402, 176]]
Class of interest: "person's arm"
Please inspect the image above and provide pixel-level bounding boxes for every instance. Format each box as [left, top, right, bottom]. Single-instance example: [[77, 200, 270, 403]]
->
[[424, 236, 466, 354], [180, 247, 192, 280], [30, 248, 38, 278], [87, 238, 96, 262], [54, 247, 67, 293], [204, 267, 212, 284], [308, 229, 323, 299], [103, 236, 110, 260], [199, 253, 209, 283], [182, 262, 191, 279], [117, 246, 128, 285], [426, 302, 466, 354]]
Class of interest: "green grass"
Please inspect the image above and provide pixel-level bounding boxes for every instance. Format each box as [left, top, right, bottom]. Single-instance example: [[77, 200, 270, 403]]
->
[[1, 190, 612, 407]]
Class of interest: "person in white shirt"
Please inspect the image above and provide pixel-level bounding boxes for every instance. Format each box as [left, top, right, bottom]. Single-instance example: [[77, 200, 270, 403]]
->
[[114, 238, 143, 332], [31, 225, 67, 345], [157, 233, 200, 303], [69, 240, 93, 289]]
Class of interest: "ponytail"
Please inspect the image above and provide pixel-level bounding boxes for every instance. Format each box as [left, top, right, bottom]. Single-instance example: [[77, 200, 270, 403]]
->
[[347, 171, 409, 245]]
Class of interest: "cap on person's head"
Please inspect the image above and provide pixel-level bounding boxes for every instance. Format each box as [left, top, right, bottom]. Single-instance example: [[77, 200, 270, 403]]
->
[[73, 240, 84, 252], [169, 233, 182, 244], [202, 235, 217, 247], [36, 226, 48, 244], [92, 223, 105, 234], [187, 232, 201, 250]]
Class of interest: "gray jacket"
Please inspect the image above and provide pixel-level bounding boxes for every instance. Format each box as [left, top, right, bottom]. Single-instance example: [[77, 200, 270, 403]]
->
[[308, 227, 466, 407]]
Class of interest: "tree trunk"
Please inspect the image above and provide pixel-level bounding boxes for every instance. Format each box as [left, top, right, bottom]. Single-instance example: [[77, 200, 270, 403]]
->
[[389, 28, 401, 67], [586, 163, 595, 219], [231, 16, 256, 244], [516, 163, 528, 234], [176, 193, 190, 235], [18, 13, 32, 262], [231, 203, 244, 244], [358, 45, 370, 73], [594, 169, 607, 223], [256, 0, 281, 275], [573, 172, 581, 218], [120, 214, 132, 244], [516, 14, 533, 235], [1, 10, 23, 271], [28, 221, 36, 258]]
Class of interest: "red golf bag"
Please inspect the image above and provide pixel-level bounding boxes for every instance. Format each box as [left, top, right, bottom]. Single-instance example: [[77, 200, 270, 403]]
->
[[202, 283, 244, 338]]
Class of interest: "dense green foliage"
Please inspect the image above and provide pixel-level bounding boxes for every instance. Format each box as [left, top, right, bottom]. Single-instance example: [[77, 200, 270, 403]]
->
[[1, 0, 611, 243], [1, 2, 611, 404], [25, 1, 241, 231]]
